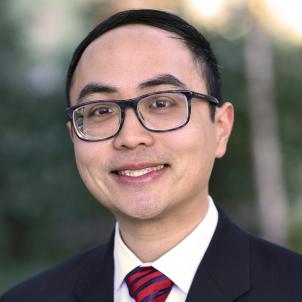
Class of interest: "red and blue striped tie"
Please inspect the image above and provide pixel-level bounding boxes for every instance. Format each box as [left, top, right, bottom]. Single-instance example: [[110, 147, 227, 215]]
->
[[125, 266, 173, 302]]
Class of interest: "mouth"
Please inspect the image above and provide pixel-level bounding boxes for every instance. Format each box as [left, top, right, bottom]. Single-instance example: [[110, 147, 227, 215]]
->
[[112, 164, 169, 178]]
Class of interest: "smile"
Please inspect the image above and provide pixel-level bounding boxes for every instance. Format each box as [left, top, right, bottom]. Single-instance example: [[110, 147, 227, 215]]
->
[[117, 164, 165, 177]]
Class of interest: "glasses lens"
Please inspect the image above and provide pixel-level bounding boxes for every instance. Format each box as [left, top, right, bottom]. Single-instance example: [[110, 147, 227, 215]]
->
[[73, 102, 121, 140], [138, 92, 188, 130]]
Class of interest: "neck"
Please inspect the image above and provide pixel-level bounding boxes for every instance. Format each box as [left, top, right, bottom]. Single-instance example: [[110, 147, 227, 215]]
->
[[116, 198, 209, 262]]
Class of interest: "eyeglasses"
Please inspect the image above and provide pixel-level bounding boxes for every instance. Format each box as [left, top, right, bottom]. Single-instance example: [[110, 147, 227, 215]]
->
[[66, 90, 219, 142]]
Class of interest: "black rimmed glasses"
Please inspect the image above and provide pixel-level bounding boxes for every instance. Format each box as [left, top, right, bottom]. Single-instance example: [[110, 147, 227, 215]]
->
[[66, 90, 219, 142]]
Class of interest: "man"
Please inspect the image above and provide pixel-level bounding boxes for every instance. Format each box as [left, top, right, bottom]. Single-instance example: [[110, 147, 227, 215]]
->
[[1, 9, 302, 302]]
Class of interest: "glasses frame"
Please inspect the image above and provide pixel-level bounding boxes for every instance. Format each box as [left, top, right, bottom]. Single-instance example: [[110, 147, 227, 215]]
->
[[66, 89, 219, 142]]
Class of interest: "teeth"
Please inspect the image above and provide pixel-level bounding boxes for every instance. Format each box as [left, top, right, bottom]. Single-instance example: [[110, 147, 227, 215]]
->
[[118, 165, 165, 177]]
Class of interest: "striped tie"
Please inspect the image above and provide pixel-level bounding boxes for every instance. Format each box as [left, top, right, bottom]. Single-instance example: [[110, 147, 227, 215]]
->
[[125, 266, 173, 302]]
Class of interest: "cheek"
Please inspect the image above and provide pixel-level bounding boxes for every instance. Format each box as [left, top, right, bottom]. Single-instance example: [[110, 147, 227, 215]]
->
[[168, 116, 216, 177], [73, 145, 95, 189], [74, 143, 93, 169], [73, 141, 114, 201], [73, 141, 108, 180]]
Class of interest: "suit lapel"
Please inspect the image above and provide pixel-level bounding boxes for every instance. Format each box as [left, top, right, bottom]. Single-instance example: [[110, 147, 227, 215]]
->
[[74, 234, 115, 302], [186, 206, 250, 302], [72, 207, 250, 302]]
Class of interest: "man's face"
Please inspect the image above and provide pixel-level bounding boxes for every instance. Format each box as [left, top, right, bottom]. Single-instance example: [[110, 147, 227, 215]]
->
[[69, 25, 233, 226]]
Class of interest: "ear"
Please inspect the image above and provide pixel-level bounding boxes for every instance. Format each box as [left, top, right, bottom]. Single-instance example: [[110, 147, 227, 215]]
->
[[214, 102, 234, 158], [66, 121, 75, 142]]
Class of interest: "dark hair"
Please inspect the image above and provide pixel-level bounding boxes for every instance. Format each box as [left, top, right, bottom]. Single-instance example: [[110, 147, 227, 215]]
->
[[66, 9, 222, 118]]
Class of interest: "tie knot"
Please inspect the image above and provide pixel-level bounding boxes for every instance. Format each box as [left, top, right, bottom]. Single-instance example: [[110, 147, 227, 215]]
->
[[125, 266, 173, 302]]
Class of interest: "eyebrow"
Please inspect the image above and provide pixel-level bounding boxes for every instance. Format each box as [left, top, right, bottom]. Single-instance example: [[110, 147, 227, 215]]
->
[[77, 74, 187, 103], [138, 74, 187, 90], [78, 83, 117, 101]]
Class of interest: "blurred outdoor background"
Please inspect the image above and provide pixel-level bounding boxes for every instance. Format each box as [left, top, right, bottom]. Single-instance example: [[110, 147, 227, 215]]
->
[[1, 0, 302, 293]]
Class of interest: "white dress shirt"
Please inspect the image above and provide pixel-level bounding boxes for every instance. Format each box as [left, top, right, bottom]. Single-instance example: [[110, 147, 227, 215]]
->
[[114, 197, 218, 302]]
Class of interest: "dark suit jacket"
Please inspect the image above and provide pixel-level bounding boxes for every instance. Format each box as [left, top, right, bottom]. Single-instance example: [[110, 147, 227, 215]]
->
[[1, 206, 302, 301]]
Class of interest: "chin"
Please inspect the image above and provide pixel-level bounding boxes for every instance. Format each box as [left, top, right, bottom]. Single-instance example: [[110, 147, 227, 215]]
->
[[115, 203, 166, 222]]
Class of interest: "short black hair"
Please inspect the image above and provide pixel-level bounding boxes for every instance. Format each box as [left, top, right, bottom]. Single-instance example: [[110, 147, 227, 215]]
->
[[66, 9, 222, 118]]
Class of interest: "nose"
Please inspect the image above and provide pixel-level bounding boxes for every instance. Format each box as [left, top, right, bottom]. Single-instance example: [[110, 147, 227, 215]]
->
[[112, 108, 155, 150]]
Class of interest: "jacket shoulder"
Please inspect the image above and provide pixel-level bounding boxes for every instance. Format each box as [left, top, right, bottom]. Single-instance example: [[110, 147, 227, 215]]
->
[[213, 205, 302, 301], [1, 243, 109, 302], [249, 233, 302, 274], [247, 232, 302, 300]]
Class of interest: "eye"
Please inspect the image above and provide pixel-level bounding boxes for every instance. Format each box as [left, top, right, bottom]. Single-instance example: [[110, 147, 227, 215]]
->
[[88, 105, 114, 117], [149, 98, 174, 109]]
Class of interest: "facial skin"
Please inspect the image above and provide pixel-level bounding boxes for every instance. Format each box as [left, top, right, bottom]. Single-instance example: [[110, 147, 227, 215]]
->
[[68, 25, 233, 259]]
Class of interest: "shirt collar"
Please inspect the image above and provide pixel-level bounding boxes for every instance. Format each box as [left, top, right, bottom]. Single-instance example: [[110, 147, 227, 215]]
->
[[114, 196, 218, 294]]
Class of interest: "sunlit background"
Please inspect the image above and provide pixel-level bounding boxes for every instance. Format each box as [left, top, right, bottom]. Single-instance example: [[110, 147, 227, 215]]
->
[[1, 0, 302, 293]]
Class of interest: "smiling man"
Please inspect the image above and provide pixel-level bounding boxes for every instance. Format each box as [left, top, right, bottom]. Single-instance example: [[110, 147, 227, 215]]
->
[[1, 9, 302, 302]]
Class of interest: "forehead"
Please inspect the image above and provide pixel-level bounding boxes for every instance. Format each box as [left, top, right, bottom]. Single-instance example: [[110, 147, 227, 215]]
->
[[84, 24, 189, 57], [70, 25, 205, 102]]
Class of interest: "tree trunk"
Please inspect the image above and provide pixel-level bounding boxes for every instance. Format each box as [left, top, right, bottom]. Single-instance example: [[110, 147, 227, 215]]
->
[[244, 14, 288, 245]]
